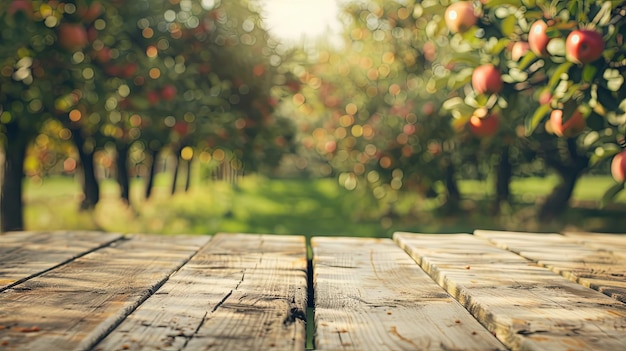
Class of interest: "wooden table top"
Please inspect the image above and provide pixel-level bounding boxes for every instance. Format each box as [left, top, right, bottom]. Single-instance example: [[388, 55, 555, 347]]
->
[[1, 230, 625, 350]]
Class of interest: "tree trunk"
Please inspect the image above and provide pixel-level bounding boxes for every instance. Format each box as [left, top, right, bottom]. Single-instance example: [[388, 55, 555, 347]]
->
[[184, 158, 192, 192], [116, 143, 130, 205], [538, 138, 589, 222], [444, 161, 461, 207], [538, 169, 582, 222], [493, 145, 512, 214], [71, 128, 100, 210], [171, 148, 181, 195], [145, 148, 159, 200], [1, 124, 28, 232]]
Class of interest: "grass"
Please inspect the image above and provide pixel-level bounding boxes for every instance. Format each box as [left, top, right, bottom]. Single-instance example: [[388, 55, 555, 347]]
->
[[20, 173, 626, 238]]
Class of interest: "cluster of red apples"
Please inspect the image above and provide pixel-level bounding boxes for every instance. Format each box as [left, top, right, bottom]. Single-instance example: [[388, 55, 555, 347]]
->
[[444, 1, 605, 139], [444, 1, 626, 182]]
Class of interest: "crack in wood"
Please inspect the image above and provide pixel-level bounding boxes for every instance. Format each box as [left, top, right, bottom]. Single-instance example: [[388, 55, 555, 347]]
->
[[516, 329, 549, 335], [283, 307, 306, 327], [86, 237, 208, 351], [347, 295, 393, 308], [211, 290, 233, 313], [0, 235, 125, 294], [235, 270, 245, 290], [181, 310, 209, 348], [208, 270, 245, 314]]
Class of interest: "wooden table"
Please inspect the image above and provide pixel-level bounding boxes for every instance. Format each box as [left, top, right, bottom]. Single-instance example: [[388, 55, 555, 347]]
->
[[1, 230, 625, 350]]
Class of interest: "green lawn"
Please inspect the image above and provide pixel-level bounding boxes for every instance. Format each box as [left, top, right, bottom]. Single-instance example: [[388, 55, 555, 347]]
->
[[21, 174, 626, 238]]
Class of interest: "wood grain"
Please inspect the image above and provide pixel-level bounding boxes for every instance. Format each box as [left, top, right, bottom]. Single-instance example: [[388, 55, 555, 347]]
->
[[562, 231, 626, 257], [312, 236, 506, 351], [0, 231, 122, 291], [475, 230, 626, 303], [95, 233, 308, 351], [0, 234, 209, 351], [394, 232, 626, 351]]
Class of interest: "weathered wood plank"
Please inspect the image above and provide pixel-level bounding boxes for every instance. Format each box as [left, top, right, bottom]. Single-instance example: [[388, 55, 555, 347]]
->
[[312, 236, 506, 351], [95, 233, 308, 351], [475, 230, 626, 303], [394, 232, 626, 351], [562, 232, 626, 258], [0, 234, 209, 351], [0, 231, 122, 291]]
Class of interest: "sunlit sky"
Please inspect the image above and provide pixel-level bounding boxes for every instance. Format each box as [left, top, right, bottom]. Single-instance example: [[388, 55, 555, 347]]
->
[[256, 0, 343, 45]]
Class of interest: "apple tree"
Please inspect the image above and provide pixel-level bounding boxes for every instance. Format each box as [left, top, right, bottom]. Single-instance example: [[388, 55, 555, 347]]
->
[[0, 0, 297, 231], [439, 0, 626, 219], [291, 0, 467, 217], [0, 0, 104, 229]]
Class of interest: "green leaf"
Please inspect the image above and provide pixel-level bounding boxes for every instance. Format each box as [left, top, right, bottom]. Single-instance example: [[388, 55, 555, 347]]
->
[[448, 67, 473, 91], [525, 104, 551, 135], [589, 143, 620, 166], [483, 0, 524, 8], [546, 38, 566, 57], [522, 0, 536, 7], [582, 65, 597, 83], [600, 181, 625, 208], [448, 54, 481, 66], [500, 15, 517, 38], [547, 62, 574, 92], [487, 38, 510, 56], [591, 1, 612, 26], [518, 51, 538, 71], [560, 84, 583, 106], [442, 97, 464, 111]]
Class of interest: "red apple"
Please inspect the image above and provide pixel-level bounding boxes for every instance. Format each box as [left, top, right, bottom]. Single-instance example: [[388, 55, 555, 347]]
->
[[105, 65, 121, 77], [422, 101, 436, 116], [538, 90, 553, 105], [469, 113, 499, 137], [565, 29, 604, 64], [147, 91, 160, 106], [78, 1, 103, 23], [57, 23, 89, 52], [511, 41, 530, 61], [324, 140, 337, 153], [286, 80, 301, 93], [611, 150, 626, 183], [95, 47, 112, 63], [528, 20, 550, 57], [121, 63, 137, 78], [423, 41, 437, 62], [87, 26, 99, 42], [267, 97, 278, 107], [8, 0, 33, 18], [444, 2, 477, 34], [549, 108, 586, 137], [161, 85, 177, 100], [472, 64, 503, 94], [198, 63, 211, 74], [173, 121, 189, 136]]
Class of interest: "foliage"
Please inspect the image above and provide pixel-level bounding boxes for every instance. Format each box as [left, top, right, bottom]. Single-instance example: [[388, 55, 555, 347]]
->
[[0, 0, 300, 230], [3, 0, 626, 232], [438, 0, 626, 201], [288, 0, 466, 214]]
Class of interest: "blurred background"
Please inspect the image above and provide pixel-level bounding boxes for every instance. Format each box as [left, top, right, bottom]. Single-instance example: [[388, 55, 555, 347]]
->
[[1, 0, 625, 238]]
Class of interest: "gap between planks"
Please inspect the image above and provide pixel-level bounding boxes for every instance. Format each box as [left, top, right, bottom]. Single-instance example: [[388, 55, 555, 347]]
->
[[312, 236, 505, 351], [394, 232, 626, 351], [93, 233, 308, 351]]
